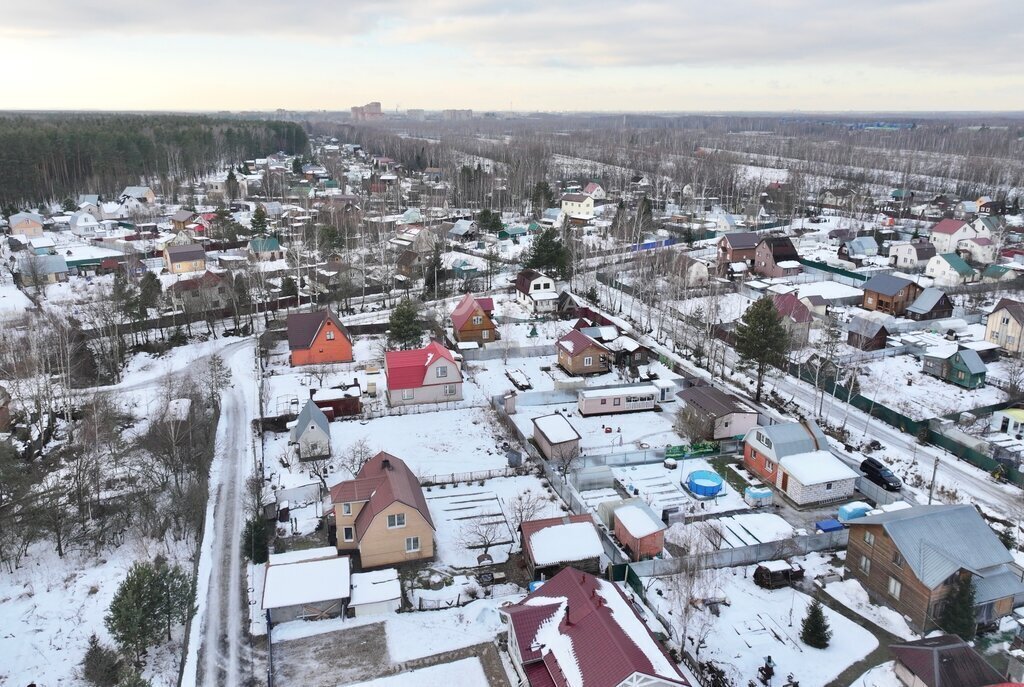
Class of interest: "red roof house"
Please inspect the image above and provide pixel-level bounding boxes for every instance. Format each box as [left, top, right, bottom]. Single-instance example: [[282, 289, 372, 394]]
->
[[383, 341, 463, 406], [771, 292, 813, 346], [501, 567, 689, 687], [450, 293, 497, 344], [556, 329, 610, 376]]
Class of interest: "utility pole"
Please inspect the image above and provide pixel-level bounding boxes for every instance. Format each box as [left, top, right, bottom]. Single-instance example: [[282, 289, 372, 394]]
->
[[928, 456, 939, 504]]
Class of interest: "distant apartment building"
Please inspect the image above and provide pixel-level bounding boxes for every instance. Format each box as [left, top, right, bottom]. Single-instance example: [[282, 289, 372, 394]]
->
[[351, 102, 384, 121]]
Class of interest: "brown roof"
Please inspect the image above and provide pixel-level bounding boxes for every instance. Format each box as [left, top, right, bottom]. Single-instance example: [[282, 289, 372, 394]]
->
[[166, 244, 207, 262], [168, 270, 224, 293], [520, 514, 596, 568], [561, 193, 590, 203], [556, 329, 608, 357], [286, 310, 350, 350], [450, 292, 491, 331], [758, 236, 799, 262], [515, 269, 546, 294], [721, 232, 759, 250], [889, 635, 1004, 687], [930, 218, 968, 235], [992, 298, 1024, 325], [329, 452, 435, 540], [772, 292, 813, 323]]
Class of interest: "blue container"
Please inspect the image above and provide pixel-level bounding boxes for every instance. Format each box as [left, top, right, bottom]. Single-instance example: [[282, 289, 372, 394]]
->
[[816, 519, 844, 533], [686, 470, 724, 498], [837, 502, 871, 523]]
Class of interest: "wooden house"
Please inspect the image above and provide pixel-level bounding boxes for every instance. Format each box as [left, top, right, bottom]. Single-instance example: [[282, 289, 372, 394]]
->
[[985, 298, 1024, 354], [287, 310, 354, 366], [752, 237, 801, 278], [860, 273, 922, 316], [164, 243, 207, 274], [289, 400, 331, 461], [556, 329, 611, 375], [905, 288, 954, 321], [384, 341, 462, 406], [847, 313, 892, 351], [921, 347, 987, 389], [520, 515, 602, 579], [450, 293, 496, 344]]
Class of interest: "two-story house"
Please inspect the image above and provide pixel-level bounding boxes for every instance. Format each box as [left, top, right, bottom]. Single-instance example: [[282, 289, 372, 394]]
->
[[752, 236, 801, 278], [556, 329, 611, 375], [928, 218, 991, 254], [560, 193, 595, 218], [582, 182, 606, 200], [924, 253, 977, 287], [845, 505, 1024, 633], [287, 309, 354, 366], [330, 452, 435, 567], [8, 211, 45, 238], [888, 240, 936, 271], [860, 274, 922, 316], [289, 400, 331, 461], [717, 232, 760, 275], [514, 269, 557, 314], [985, 298, 1024, 354], [450, 293, 497, 344], [384, 341, 463, 406], [164, 243, 207, 274]]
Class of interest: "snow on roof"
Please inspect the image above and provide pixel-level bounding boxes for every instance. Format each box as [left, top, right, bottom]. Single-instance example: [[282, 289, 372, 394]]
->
[[594, 578, 680, 681], [777, 260, 801, 268], [267, 546, 339, 566], [261, 556, 351, 609], [533, 413, 581, 445], [350, 568, 401, 606], [531, 291, 559, 301], [529, 522, 603, 566], [577, 384, 659, 400], [779, 450, 858, 485], [760, 559, 793, 572], [614, 504, 665, 538]]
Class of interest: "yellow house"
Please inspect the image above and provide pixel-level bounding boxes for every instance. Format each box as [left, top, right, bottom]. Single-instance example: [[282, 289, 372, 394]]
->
[[330, 452, 435, 568], [985, 298, 1024, 354], [164, 243, 207, 274], [560, 193, 594, 217]]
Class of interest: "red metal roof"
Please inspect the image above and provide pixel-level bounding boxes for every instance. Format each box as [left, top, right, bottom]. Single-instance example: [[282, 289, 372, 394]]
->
[[556, 329, 608, 357], [503, 567, 689, 687], [329, 452, 435, 540], [384, 341, 456, 390], [772, 292, 813, 324], [450, 293, 492, 332], [930, 218, 967, 235]]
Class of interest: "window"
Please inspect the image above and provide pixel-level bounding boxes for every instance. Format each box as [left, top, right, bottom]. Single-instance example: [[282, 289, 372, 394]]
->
[[1002, 316, 1010, 325], [825, 482, 833, 491], [866, 296, 875, 305], [387, 513, 406, 529], [342, 503, 351, 516], [1009, 335, 1016, 345], [401, 389, 414, 401], [956, 370, 965, 380], [443, 384, 456, 396], [992, 332, 1000, 341], [481, 330, 489, 340], [583, 356, 593, 367], [892, 552, 904, 568], [472, 315, 483, 325], [405, 536, 420, 553], [613, 398, 621, 406], [887, 576, 902, 599], [860, 555, 871, 574], [436, 366, 448, 378], [342, 526, 354, 542], [863, 531, 875, 546], [724, 421, 730, 428], [326, 330, 335, 341], [763, 458, 775, 472]]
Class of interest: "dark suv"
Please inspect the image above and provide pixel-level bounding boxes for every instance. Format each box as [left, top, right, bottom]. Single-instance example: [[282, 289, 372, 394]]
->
[[860, 457, 901, 492]]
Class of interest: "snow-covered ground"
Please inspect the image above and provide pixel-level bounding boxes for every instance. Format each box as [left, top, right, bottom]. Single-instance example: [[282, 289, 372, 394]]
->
[[610, 460, 748, 516], [512, 402, 681, 455], [822, 578, 917, 640], [672, 292, 754, 324], [666, 512, 795, 551], [0, 282, 33, 319], [343, 657, 490, 687], [849, 661, 900, 687]]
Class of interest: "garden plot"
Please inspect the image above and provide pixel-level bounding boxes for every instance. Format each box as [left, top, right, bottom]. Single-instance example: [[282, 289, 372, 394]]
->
[[666, 512, 795, 551], [646, 561, 878, 687], [513, 403, 680, 454], [611, 460, 748, 517], [345, 657, 490, 687], [856, 354, 1006, 420], [822, 579, 917, 640], [425, 475, 564, 568], [578, 487, 623, 510], [672, 292, 753, 324], [469, 353, 625, 397]]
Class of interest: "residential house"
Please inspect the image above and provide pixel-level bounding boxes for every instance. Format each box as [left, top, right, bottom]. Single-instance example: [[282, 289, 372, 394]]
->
[[69, 210, 99, 235], [673, 253, 710, 287], [929, 218, 991, 254], [985, 298, 1024, 353], [531, 412, 581, 462], [981, 264, 1017, 284], [171, 209, 197, 232], [861, 274, 922, 316], [605, 335, 651, 369], [921, 347, 987, 389], [905, 288, 954, 321], [612, 501, 666, 561], [676, 386, 759, 441], [447, 219, 477, 242], [330, 452, 436, 567], [840, 236, 879, 265], [261, 548, 350, 623], [845, 505, 1024, 632], [514, 269, 558, 315], [889, 240, 936, 271], [384, 341, 463, 406], [847, 312, 892, 351], [287, 310, 354, 366], [164, 243, 207, 274], [889, 635, 1007, 687], [501, 567, 690, 687], [800, 294, 829, 320], [119, 186, 156, 205], [289, 400, 331, 461], [450, 293, 497, 344], [248, 236, 283, 261], [396, 250, 421, 278], [957, 236, 996, 264], [520, 515, 603, 579], [583, 182, 606, 200], [17, 254, 69, 286], [556, 330, 611, 375], [742, 421, 856, 506], [925, 253, 977, 287], [560, 193, 595, 217], [167, 270, 229, 311], [818, 187, 856, 210], [752, 237, 801, 277], [771, 292, 813, 347], [8, 212, 44, 238]]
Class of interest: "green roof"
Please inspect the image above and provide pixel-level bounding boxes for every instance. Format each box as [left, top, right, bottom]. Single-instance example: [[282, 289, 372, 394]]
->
[[939, 252, 975, 276], [983, 264, 1010, 278], [250, 237, 280, 253]]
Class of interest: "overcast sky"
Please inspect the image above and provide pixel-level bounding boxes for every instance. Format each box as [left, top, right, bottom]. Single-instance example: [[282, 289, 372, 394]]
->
[[4, 0, 1023, 112]]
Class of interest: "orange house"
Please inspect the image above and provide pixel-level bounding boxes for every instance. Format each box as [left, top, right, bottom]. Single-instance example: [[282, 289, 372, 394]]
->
[[287, 310, 354, 366]]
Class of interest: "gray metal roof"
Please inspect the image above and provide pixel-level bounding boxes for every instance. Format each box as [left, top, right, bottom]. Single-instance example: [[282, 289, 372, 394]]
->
[[973, 566, 1024, 605], [906, 288, 947, 315], [290, 400, 330, 442], [677, 386, 752, 419], [847, 315, 889, 337], [18, 254, 68, 275], [862, 273, 914, 297], [854, 505, 1015, 589], [755, 420, 827, 457], [955, 349, 987, 375]]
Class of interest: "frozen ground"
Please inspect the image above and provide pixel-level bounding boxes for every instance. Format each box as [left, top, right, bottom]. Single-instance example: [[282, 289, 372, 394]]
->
[[665, 512, 795, 551], [849, 661, 900, 687], [344, 657, 490, 687], [647, 559, 879, 687], [672, 292, 754, 324], [822, 578, 917, 640], [0, 282, 32, 319], [512, 402, 681, 455]]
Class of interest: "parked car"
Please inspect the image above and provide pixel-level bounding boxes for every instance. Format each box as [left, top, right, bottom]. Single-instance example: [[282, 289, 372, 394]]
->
[[860, 457, 901, 491]]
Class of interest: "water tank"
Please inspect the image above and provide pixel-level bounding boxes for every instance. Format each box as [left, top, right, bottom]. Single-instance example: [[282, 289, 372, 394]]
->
[[685, 470, 724, 498]]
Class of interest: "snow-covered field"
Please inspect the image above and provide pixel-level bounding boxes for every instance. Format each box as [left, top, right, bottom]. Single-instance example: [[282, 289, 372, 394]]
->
[[0, 282, 32, 318], [673, 292, 754, 324], [344, 657, 490, 687], [850, 661, 900, 687], [822, 578, 917, 640], [666, 512, 796, 551]]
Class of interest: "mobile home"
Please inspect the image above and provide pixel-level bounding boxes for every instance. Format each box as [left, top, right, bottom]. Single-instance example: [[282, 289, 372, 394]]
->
[[577, 384, 658, 416]]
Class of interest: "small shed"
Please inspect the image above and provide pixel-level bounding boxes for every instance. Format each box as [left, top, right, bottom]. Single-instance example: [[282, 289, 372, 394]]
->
[[612, 502, 667, 561], [743, 486, 774, 508], [531, 413, 581, 462], [521, 515, 603, 579], [311, 383, 362, 418], [289, 400, 331, 461], [349, 568, 402, 617], [262, 551, 351, 624], [753, 560, 804, 589]]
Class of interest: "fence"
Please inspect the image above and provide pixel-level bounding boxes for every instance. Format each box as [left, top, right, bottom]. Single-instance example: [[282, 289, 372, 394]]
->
[[796, 258, 869, 283], [460, 343, 554, 361], [420, 467, 519, 486], [628, 529, 850, 577]]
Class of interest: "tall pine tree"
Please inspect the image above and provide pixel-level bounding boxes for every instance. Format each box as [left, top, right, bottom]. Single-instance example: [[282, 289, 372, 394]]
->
[[733, 296, 790, 402], [800, 599, 832, 649], [388, 298, 424, 350], [939, 574, 977, 640], [523, 226, 569, 279]]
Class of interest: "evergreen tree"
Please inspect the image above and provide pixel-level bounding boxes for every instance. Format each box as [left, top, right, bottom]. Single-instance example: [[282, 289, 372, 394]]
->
[[251, 205, 268, 233], [104, 563, 162, 665], [800, 599, 832, 649], [734, 296, 790, 402], [292, 157, 303, 175], [531, 181, 553, 216], [241, 517, 268, 564], [939, 575, 977, 640], [523, 226, 569, 279], [477, 209, 503, 233], [154, 562, 193, 642], [226, 168, 239, 201], [63, 198, 77, 212], [388, 298, 424, 350], [80, 633, 124, 686], [137, 272, 162, 315], [423, 246, 447, 299], [279, 276, 298, 298]]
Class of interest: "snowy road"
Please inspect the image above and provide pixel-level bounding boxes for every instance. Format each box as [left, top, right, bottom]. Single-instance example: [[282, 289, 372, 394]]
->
[[182, 339, 263, 686]]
